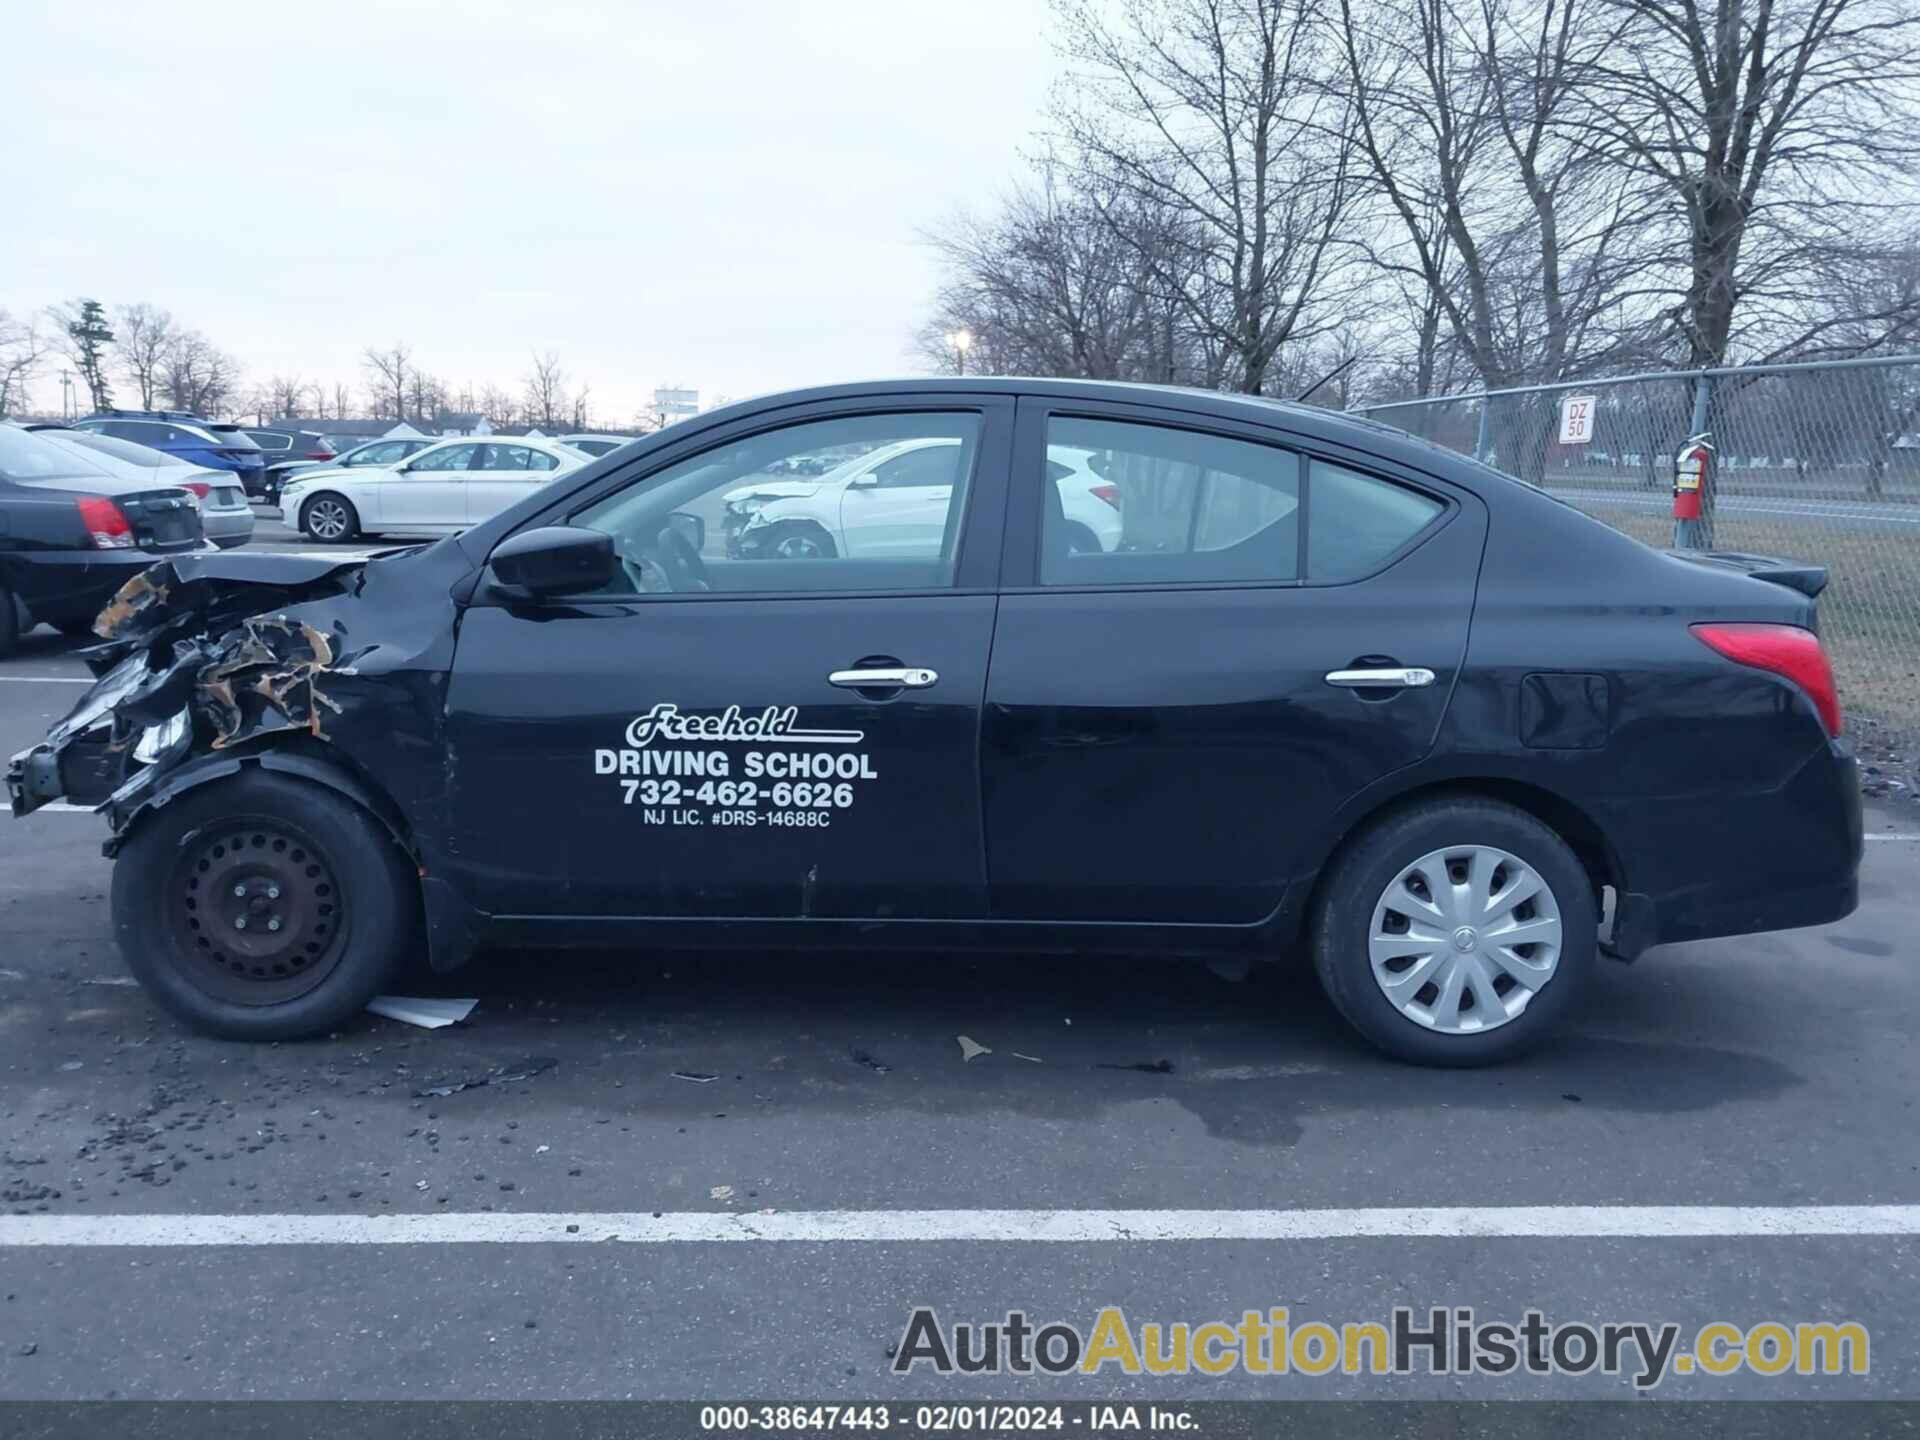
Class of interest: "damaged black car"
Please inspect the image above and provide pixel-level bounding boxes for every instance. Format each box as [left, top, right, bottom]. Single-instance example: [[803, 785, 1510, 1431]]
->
[[6, 379, 1863, 1065]]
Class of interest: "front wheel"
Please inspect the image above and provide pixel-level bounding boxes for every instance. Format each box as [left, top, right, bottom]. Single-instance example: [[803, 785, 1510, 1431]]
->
[[110, 770, 418, 1039], [1311, 797, 1596, 1066], [300, 492, 360, 543]]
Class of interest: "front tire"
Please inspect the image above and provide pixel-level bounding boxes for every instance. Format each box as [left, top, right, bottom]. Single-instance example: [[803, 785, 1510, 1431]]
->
[[110, 770, 418, 1040], [300, 492, 361, 543], [1311, 797, 1596, 1066]]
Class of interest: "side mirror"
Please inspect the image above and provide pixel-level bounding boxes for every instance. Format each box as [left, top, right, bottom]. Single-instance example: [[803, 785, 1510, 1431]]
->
[[489, 526, 616, 596], [848, 470, 881, 488]]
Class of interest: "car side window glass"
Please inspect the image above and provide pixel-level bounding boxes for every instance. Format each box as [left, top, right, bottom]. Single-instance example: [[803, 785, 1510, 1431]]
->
[[1306, 460, 1444, 580], [409, 444, 478, 472], [527, 449, 560, 472], [1040, 417, 1299, 586], [571, 412, 982, 597], [359, 443, 402, 465]]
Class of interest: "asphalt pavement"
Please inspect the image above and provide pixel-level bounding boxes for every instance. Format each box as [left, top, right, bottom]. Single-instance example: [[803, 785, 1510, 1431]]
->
[[2, 551, 1919, 1406]]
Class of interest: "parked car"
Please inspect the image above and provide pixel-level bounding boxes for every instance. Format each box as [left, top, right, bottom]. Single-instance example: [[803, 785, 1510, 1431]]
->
[[74, 412, 267, 496], [558, 433, 639, 458], [279, 436, 590, 542], [721, 436, 1122, 559], [260, 436, 440, 505], [0, 424, 204, 655], [7, 379, 1858, 1063], [23, 425, 253, 549], [244, 428, 336, 463]]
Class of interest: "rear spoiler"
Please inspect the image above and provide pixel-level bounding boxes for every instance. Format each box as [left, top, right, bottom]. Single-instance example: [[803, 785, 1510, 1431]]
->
[[1662, 549, 1829, 599]]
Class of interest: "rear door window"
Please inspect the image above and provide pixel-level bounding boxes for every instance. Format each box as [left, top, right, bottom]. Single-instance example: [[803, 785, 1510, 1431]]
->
[[1306, 461, 1445, 580], [1039, 417, 1300, 586]]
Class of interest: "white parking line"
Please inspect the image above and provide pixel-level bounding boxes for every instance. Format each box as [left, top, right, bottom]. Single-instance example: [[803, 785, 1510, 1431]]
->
[[1865, 833, 1920, 842], [3, 1206, 1919, 1248], [0, 675, 92, 684]]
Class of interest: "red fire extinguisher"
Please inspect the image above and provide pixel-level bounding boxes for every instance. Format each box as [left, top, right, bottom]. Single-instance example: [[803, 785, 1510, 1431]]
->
[[1673, 436, 1710, 521]]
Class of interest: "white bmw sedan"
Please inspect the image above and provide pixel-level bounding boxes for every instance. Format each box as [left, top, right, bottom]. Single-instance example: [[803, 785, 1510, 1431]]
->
[[281, 437, 591, 542]]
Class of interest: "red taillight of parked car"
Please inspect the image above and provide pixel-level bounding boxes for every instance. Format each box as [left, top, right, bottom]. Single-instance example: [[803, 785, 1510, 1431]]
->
[[304, 449, 334, 460], [1692, 622, 1843, 736], [183, 481, 211, 500], [1091, 483, 1121, 508], [74, 495, 135, 549]]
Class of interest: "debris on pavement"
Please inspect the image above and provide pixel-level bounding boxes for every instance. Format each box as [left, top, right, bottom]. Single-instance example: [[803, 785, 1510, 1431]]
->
[[366, 996, 478, 1029], [848, 1047, 891, 1074], [80, 975, 137, 987], [1011, 1052, 1044, 1064], [956, 1035, 991, 1062], [710, 1185, 735, 1202], [672, 1070, 718, 1084], [413, 1056, 557, 1098], [1096, 1059, 1175, 1074]]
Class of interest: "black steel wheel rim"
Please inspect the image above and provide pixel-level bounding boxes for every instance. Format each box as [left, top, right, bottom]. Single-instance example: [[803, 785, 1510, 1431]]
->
[[167, 820, 348, 1005]]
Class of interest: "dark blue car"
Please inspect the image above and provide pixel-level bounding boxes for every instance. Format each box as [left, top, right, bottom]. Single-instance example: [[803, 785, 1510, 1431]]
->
[[75, 411, 266, 493]]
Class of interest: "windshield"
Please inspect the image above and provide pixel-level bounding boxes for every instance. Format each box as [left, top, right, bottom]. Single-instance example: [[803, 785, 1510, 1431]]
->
[[44, 429, 178, 468], [0, 425, 113, 482]]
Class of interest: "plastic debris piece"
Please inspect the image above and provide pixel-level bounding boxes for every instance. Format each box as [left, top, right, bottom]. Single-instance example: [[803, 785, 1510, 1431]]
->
[[367, 996, 478, 1029], [672, 1071, 718, 1084], [710, 1185, 734, 1201], [956, 1035, 991, 1062], [413, 1057, 557, 1098], [1011, 1052, 1044, 1064]]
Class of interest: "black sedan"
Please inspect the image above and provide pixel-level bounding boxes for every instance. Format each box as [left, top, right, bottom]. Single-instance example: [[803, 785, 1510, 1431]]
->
[[6, 380, 1860, 1064], [0, 424, 205, 656]]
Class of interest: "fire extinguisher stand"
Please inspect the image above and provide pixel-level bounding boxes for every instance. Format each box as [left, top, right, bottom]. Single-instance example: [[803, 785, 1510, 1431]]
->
[[1673, 373, 1714, 550]]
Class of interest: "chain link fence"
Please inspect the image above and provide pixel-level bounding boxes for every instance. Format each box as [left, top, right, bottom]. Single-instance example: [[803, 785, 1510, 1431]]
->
[[1354, 355, 1920, 736]]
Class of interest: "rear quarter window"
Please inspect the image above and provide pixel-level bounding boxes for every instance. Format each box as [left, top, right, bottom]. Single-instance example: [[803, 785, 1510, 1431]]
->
[[1306, 461, 1444, 580]]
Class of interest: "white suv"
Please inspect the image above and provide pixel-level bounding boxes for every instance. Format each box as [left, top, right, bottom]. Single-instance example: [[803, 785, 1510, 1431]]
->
[[722, 438, 1122, 560]]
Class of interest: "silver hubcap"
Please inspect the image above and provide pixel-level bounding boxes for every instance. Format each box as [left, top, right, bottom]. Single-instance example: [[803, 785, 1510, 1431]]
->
[[1368, 844, 1563, 1034], [307, 500, 348, 538]]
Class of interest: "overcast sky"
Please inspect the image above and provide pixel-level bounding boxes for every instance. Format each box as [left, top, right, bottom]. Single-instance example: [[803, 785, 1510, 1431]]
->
[[2, 0, 1060, 423]]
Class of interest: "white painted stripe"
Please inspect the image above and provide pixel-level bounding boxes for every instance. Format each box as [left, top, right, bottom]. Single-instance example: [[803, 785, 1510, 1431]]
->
[[0, 801, 96, 818], [0, 675, 92, 684], [1866, 833, 1920, 842], [3, 1206, 1919, 1248]]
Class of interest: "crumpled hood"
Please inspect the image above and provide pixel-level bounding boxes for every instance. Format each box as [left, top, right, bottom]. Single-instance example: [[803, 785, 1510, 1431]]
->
[[722, 479, 824, 508]]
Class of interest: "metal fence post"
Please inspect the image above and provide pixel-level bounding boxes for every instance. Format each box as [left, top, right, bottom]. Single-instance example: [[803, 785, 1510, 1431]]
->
[[1673, 371, 1715, 550], [1473, 401, 1490, 464]]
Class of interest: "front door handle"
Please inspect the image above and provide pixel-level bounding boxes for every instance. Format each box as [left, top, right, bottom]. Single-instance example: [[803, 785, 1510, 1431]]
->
[[1324, 667, 1436, 689], [829, 667, 939, 689]]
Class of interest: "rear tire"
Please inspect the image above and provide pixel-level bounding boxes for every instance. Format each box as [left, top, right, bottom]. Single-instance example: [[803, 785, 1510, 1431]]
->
[[110, 769, 417, 1040], [300, 493, 361, 543], [1311, 797, 1596, 1066]]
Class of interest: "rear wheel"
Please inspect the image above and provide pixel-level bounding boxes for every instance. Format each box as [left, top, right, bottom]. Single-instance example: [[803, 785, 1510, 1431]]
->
[[110, 770, 417, 1039], [1311, 797, 1595, 1066], [763, 521, 836, 559], [301, 493, 360, 543]]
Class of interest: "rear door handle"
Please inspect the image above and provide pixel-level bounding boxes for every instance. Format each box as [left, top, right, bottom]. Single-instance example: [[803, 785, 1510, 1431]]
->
[[1324, 667, 1436, 689], [829, 667, 939, 689]]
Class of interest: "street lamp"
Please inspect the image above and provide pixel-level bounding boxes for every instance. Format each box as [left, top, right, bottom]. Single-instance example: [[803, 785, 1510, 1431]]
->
[[60, 371, 75, 420], [947, 329, 973, 376]]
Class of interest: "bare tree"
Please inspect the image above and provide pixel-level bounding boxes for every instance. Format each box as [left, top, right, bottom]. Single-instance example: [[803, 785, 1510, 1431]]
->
[[1049, 0, 1365, 395], [113, 304, 181, 410], [522, 350, 568, 430], [264, 374, 311, 419], [361, 344, 412, 420], [570, 383, 592, 431], [479, 383, 520, 427], [1589, 0, 1920, 365], [162, 331, 241, 416], [329, 382, 355, 420], [0, 309, 44, 418], [404, 369, 446, 426]]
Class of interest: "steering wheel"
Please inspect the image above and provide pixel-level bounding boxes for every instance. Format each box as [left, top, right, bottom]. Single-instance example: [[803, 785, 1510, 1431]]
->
[[619, 523, 710, 594]]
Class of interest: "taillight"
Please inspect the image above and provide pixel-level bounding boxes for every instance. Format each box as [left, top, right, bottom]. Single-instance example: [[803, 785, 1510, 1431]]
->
[[183, 481, 211, 501], [1091, 483, 1120, 509], [1692, 622, 1843, 736], [74, 496, 134, 549], [305, 449, 334, 460]]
